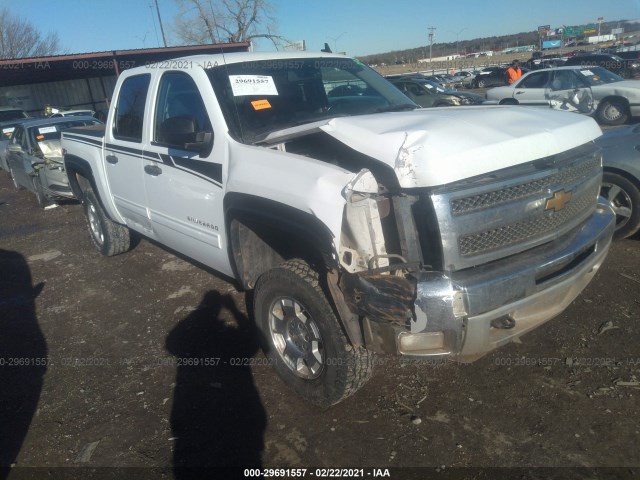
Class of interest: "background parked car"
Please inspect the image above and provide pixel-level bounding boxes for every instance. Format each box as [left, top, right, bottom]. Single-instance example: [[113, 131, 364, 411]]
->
[[388, 77, 484, 107], [595, 123, 640, 239], [0, 119, 30, 171], [49, 109, 96, 118], [6, 116, 102, 207], [564, 53, 637, 78], [471, 66, 507, 88], [451, 70, 475, 87], [485, 66, 640, 125]]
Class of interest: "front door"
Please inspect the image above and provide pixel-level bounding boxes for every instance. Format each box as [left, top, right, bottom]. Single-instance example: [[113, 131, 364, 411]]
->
[[143, 70, 228, 273], [546, 70, 594, 114]]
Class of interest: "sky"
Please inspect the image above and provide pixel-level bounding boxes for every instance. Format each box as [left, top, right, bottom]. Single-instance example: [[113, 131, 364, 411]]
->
[[1, 0, 639, 57]]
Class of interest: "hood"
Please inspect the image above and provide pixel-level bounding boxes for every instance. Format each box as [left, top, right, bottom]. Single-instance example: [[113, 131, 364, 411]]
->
[[319, 107, 602, 188]]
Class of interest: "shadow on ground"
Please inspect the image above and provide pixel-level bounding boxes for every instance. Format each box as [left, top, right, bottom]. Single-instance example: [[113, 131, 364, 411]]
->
[[166, 291, 267, 478], [0, 249, 47, 480]]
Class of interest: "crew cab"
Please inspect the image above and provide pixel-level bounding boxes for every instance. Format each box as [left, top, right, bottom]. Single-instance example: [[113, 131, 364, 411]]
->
[[62, 52, 616, 406]]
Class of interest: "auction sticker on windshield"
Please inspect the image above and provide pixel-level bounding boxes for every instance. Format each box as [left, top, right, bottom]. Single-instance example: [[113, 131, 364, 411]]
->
[[38, 126, 58, 134], [229, 75, 279, 96], [580, 70, 595, 76]]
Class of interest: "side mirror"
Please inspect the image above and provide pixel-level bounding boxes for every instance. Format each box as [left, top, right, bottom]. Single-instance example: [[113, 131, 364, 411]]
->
[[160, 116, 213, 155], [185, 131, 214, 155]]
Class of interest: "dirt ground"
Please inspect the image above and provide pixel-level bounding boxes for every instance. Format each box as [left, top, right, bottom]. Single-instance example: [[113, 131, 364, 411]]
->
[[1, 160, 639, 480]]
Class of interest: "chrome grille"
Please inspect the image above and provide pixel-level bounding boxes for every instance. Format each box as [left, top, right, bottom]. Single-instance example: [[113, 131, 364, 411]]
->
[[427, 142, 603, 272], [451, 156, 601, 216], [458, 183, 599, 257]]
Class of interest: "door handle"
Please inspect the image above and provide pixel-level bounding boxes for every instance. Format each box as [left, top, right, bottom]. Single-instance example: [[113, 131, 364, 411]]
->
[[106, 154, 118, 164], [144, 164, 162, 176], [515, 91, 524, 95]]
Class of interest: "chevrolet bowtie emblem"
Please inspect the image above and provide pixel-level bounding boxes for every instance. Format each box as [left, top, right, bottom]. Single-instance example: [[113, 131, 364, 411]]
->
[[545, 190, 572, 212]]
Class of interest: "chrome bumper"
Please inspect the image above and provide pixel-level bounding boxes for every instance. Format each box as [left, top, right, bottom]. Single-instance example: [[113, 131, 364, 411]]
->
[[362, 199, 615, 361]]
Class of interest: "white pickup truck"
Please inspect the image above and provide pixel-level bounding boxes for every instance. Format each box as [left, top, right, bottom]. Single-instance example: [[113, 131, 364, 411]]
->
[[62, 52, 615, 406]]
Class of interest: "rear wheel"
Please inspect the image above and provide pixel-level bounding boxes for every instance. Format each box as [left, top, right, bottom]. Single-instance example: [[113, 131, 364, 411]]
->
[[597, 99, 629, 126], [477, 78, 486, 88], [254, 259, 374, 407], [601, 172, 640, 240], [500, 99, 518, 105], [83, 188, 131, 256]]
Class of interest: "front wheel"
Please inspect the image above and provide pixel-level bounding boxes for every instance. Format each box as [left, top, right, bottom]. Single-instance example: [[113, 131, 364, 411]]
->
[[83, 188, 131, 256], [597, 99, 629, 126], [600, 172, 640, 240], [476, 79, 486, 88], [254, 259, 374, 407]]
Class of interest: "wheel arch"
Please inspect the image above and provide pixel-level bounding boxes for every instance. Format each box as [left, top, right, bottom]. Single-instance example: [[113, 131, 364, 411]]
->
[[602, 165, 640, 190], [224, 193, 339, 290], [499, 98, 519, 105], [64, 153, 99, 202]]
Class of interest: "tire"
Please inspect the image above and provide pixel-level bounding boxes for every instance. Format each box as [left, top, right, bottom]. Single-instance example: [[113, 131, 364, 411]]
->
[[600, 172, 640, 240], [499, 99, 518, 105], [477, 79, 486, 88], [254, 259, 374, 407], [32, 176, 49, 208], [597, 99, 629, 126], [83, 188, 131, 256]]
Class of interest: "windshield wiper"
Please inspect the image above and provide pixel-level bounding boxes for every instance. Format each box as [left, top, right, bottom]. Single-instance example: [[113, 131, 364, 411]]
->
[[375, 104, 418, 113]]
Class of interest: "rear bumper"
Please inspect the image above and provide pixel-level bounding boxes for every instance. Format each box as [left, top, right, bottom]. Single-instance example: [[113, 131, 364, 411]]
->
[[361, 198, 615, 360]]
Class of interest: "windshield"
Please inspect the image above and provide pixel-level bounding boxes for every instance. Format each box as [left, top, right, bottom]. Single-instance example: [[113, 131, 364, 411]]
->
[[412, 79, 446, 93], [577, 67, 624, 86], [207, 57, 416, 143]]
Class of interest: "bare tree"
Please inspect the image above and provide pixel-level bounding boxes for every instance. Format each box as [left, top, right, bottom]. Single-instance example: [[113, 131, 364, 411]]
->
[[0, 8, 63, 59], [173, 0, 285, 48]]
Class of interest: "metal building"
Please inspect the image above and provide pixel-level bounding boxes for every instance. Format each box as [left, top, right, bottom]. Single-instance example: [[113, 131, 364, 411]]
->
[[0, 43, 250, 116]]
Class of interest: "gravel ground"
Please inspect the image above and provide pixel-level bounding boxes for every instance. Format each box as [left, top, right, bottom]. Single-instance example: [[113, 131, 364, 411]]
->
[[1, 164, 639, 480]]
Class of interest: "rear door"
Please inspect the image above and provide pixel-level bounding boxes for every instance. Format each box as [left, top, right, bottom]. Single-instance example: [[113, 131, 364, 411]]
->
[[142, 70, 229, 273], [512, 70, 552, 105], [104, 74, 155, 236]]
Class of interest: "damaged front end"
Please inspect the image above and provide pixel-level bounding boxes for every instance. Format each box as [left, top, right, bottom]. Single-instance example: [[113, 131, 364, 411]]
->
[[334, 141, 614, 362], [335, 169, 468, 358]]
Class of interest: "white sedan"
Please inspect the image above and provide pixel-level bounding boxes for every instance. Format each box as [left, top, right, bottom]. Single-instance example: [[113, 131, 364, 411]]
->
[[485, 66, 640, 125]]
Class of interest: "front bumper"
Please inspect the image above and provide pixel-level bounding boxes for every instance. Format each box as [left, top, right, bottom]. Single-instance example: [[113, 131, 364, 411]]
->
[[359, 198, 615, 361]]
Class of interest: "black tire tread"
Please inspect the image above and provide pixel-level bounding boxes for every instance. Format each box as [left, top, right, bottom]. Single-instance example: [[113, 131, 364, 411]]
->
[[280, 259, 375, 401], [84, 188, 131, 256], [255, 259, 374, 406]]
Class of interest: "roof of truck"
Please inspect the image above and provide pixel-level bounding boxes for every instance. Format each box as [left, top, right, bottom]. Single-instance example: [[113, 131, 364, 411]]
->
[[143, 51, 352, 70]]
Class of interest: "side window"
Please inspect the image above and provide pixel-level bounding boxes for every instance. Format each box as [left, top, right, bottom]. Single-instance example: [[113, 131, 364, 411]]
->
[[113, 74, 151, 142], [551, 71, 585, 90], [154, 72, 211, 148], [406, 83, 423, 97], [518, 72, 550, 88]]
